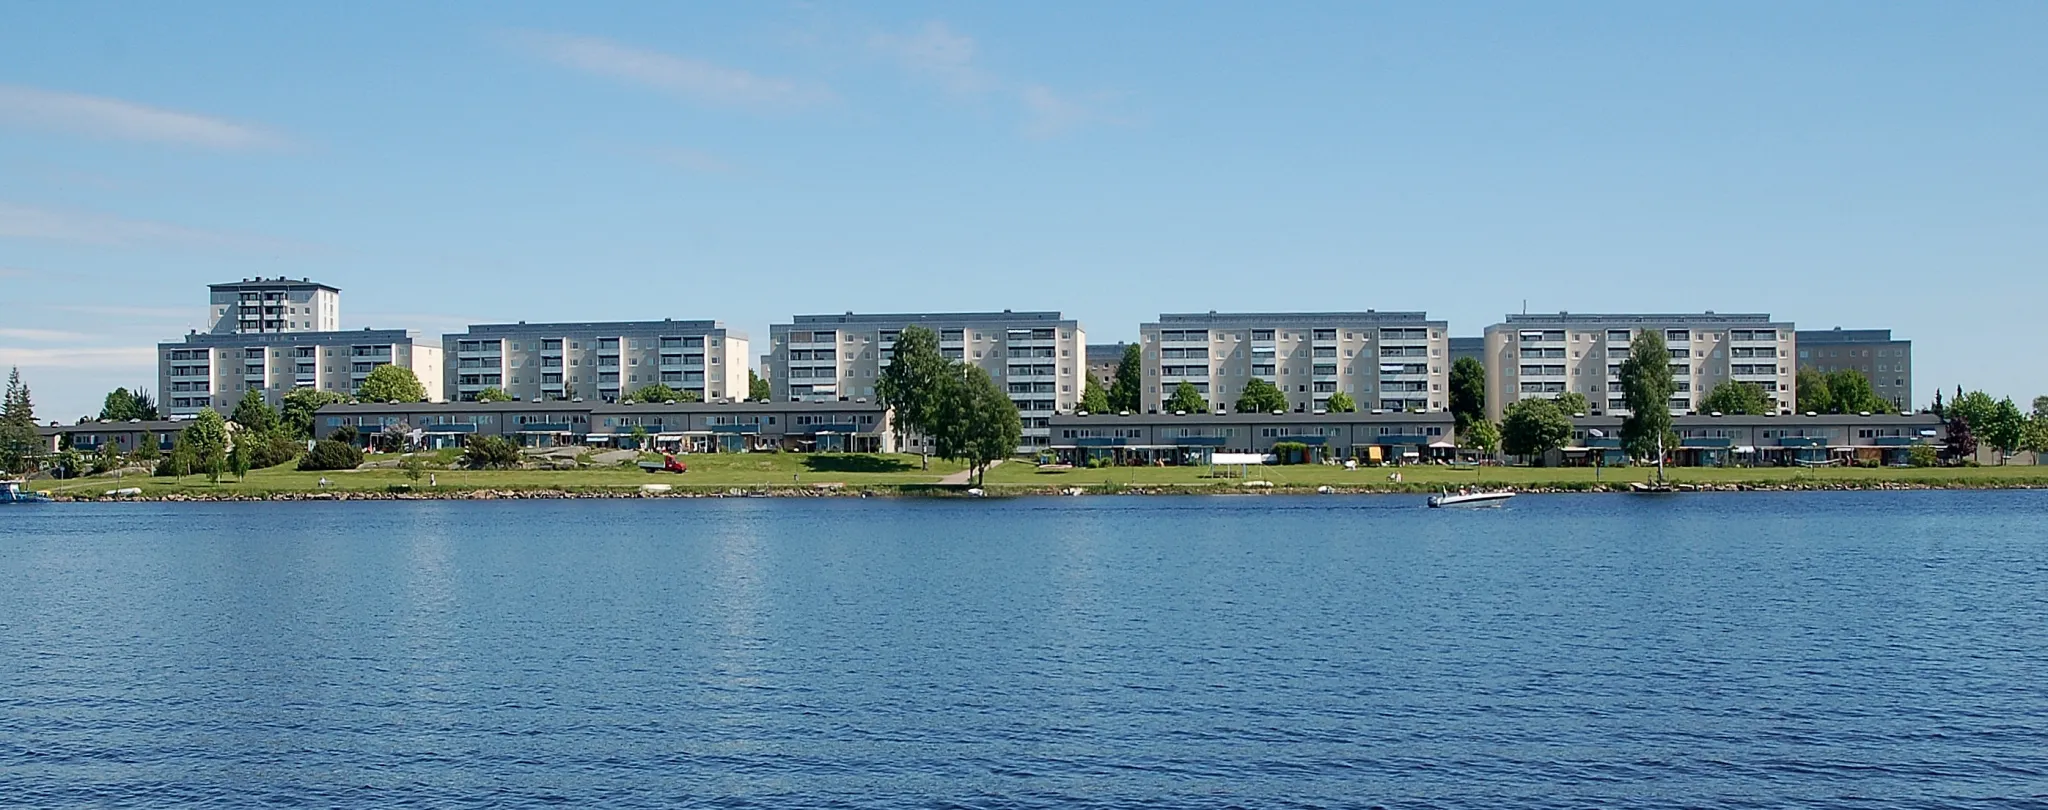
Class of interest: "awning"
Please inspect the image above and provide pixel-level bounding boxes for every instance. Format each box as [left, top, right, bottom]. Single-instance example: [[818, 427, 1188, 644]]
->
[[1428, 441, 1456, 449], [1734, 446, 1756, 453]]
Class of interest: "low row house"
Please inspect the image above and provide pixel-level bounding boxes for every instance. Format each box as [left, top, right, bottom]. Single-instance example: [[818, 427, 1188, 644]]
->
[[315, 400, 894, 454], [1048, 409, 1458, 466], [1558, 412, 1943, 467]]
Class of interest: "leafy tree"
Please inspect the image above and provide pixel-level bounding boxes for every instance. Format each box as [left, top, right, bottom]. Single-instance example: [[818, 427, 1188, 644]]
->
[[473, 386, 515, 403], [1462, 418, 1502, 454], [231, 389, 279, 433], [1942, 414, 1976, 463], [1552, 391, 1591, 416], [281, 389, 348, 440], [1324, 391, 1358, 413], [327, 424, 359, 446], [1824, 369, 1890, 414], [1699, 381, 1772, 415], [748, 369, 770, 401], [1234, 378, 1288, 413], [877, 325, 950, 453], [100, 387, 144, 421], [2033, 395, 2048, 419], [2024, 415, 2048, 456], [1079, 373, 1111, 414], [297, 439, 364, 471], [228, 440, 251, 481], [1930, 389, 1945, 418], [401, 454, 426, 481], [622, 382, 698, 404], [1982, 397, 2028, 463], [1618, 331, 1675, 469], [1108, 344, 1142, 413], [1795, 368, 1832, 414], [130, 388, 158, 420], [90, 443, 120, 475], [158, 440, 195, 480], [928, 363, 1020, 487], [132, 431, 162, 463], [1908, 443, 1938, 467], [459, 434, 523, 470], [1501, 398, 1571, 460], [1, 367, 39, 474], [241, 430, 300, 469], [1449, 357, 1485, 434], [181, 409, 230, 483], [1164, 381, 1207, 414], [1949, 390, 1999, 437], [356, 364, 427, 403]]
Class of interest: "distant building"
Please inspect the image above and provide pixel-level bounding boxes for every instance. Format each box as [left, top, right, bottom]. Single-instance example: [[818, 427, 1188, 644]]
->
[[207, 277, 340, 335], [35, 419, 184, 455], [314, 399, 893, 453], [1795, 328, 1913, 410], [1481, 313, 1798, 421], [1137, 311, 1451, 415], [1048, 409, 1457, 465], [1562, 411, 1941, 467], [762, 311, 1086, 450], [160, 278, 440, 416], [441, 320, 749, 404], [1449, 337, 1484, 368], [1085, 343, 1130, 388]]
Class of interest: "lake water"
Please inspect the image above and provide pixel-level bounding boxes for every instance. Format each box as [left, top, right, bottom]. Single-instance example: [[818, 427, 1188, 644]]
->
[[3, 492, 2046, 808]]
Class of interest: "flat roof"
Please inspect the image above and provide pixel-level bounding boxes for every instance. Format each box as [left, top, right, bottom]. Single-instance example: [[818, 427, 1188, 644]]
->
[[1570, 412, 1935, 427], [1795, 328, 1903, 344], [210, 278, 341, 293], [783, 311, 1072, 326], [454, 320, 730, 336], [1498, 312, 1783, 326], [39, 419, 188, 434], [1053, 410, 1454, 426], [163, 328, 418, 348], [316, 399, 885, 415], [1149, 311, 1437, 326]]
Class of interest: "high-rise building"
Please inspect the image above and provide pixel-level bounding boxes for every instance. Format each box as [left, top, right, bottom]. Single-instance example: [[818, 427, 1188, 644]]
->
[[1795, 328, 1914, 411], [1086, 343, 1131, 389], [1480, 312, 1798, 421], [1136, 312, 1451, 415], [207, 277, 341, 335], [440, 320, 749, 403], [762, 311, 1086, 449], [161, 278, 440, 416]]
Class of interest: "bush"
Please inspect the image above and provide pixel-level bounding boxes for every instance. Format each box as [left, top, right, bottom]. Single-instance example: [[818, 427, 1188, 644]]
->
[[459, 435, 523, 470], [1908, 444, 1938, 468], [297, 440, 363, 471], [242, 430, 303, 470]]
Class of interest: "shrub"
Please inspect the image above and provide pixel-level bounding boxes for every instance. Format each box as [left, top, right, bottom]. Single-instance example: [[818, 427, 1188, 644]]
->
[[459, 435, 522, 470], [242, 430, 303, 470], [1908, 444, 1938, 468], [297, 440, 363, 471]]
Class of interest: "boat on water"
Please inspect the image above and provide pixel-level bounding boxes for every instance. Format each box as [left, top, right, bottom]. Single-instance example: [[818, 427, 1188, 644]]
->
[[2, 479, 53, 504], [1628, 481, 1676, 493], [1427, 488, 1515, 508]]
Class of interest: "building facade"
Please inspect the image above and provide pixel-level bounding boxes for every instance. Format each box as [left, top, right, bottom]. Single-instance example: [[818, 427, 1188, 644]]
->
[[1136, 312, 1451, 415], [762, 311, 1086, 449], [1561, 412, 1941, 467], [1480, 313, 1798, 422], [1449, 336, 1484, 368], [441, 320, 749, 404], [1086, 343, 1130, 388], [159, 329, 443, 416], [1795, 328, 1914, 410], [36, 420, 184, 455], [316, 399, 892, 453], [1049, 409, 1457, 465], [207, 277, 341, 335]]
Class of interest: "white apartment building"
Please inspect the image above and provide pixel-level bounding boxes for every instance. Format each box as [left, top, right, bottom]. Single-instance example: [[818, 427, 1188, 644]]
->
[[1136, 312, 1451, 415], [762, 311, 1086, 449], [441, 320, 749, 403], [1480, 312, 1798, 422], [207, 277, 341, 335], [159, 329, 443, 415]]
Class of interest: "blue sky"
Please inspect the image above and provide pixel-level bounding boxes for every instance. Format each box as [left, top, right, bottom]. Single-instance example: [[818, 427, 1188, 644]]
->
[[3, 1, 2043, 419]]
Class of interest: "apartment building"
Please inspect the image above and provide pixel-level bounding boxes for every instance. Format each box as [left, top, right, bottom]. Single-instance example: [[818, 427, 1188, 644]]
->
[[1449, 337, 1484, 368], [159, 328, 443, 415], [762, 311, 1086, 449], [1136, 312, 1451, 415], [207, 277, 340, 335], [1796, 328, 1914, 410], [441, 320, 749, 404], [1480, 312, 1797, 422], [1086, 343, 1131, 387]]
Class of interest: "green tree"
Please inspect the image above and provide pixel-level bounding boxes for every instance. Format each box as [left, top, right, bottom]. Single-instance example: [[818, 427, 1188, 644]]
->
[[1982, 397, 2028, 463], [458, 434, 522, 470], [1462, 418, 1502, 454], [297, 439, 364, 471], [1699, 380, 1772, 415], [1164, 381, 1207, 414], [1618, 331, 1675, 473], [133, 431, 162, 463], [1949, 390, 1999, 436], [622, 382, 698, 404], [228, 439, 251, 481], [160, 440, 196, 481], [1449, 357, 1486, 434], [1234, 378, 1288, 413], [1079, 372, 1112, 414], [231, 389, 280, 433], [2032, 395, 2048, 419], [748, 369, 770, 401], [90, 442, 120, 475], [0, 367, 38, 474], [356, 364, 427, 403], [181, 408, 231, 483], [929, 363, 1021, 487], [2023, 414, 2048, 456], [1108, 344, 1142, 413], [1795, 368, 1832, 414], [473, 386, 515, 403], [401, 454, 426, 481], [281, 389, 348, 439], [629, 424, 651, 449], [1324, 391, 1358, 413], [1824, 369, 1890, 414], [877, 325, 950, 453], [1552, 391, 1591, 416], [100, 387, 143, 421], [1500, 398, 1571, 460]]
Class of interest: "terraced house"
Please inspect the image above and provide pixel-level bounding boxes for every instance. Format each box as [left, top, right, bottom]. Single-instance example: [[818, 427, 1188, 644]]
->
[[1137, 311, 1451, 415]]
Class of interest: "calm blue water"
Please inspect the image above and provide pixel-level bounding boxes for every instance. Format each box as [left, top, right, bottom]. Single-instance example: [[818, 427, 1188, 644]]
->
[[3, 492, 2046, 808]]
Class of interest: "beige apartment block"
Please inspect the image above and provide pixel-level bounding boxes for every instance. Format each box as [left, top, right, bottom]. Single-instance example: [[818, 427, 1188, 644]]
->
[[207, 277, 341, 335], [762, 311, 1086, 450], [1136, 312, 1450, 415], [1480, 313, 1798, 422], [442, 320, 749, 404], [159, 329, 443, 415]]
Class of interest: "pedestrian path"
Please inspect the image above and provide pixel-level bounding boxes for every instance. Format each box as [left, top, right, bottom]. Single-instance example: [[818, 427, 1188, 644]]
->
[[938, 460, 1001, 485]]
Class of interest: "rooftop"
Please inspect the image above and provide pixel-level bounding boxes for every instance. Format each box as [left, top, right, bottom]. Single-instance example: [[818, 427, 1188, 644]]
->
[[1150, 311, 1436, 326], [1795, 328, 1902, 344], [784, 311, 1071, 326], [455, 319, 729, 335], [1499, 312, 1782, 326], [164, 328, 418, 347], [209, 277, 340, 293]]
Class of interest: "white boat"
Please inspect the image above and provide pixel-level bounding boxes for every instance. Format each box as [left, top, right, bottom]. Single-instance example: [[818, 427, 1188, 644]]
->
[[2, 479, 53, 504], [1427, 489, 1514, 508]]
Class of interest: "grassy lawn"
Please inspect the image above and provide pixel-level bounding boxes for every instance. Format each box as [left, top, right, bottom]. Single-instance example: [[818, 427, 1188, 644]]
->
[[985, 460, 2048, 492], [37, 452, 969, 498]]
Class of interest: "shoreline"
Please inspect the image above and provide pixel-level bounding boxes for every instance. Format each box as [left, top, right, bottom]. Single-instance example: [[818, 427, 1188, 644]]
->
[[31, 478, 2047, 502]]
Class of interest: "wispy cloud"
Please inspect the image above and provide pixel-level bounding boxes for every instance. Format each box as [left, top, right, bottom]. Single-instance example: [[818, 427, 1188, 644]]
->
[[0, 345, 155, 369], [869, 21, 989, 96], [0, 83, 284, 150], [0, 327, 91, 342], [0, 202, 301, 252], [1021, 84, 1102, 140], [510, 31, 831, 109]]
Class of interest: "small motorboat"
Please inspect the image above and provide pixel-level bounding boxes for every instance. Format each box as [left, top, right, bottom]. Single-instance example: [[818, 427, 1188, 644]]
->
[[1427, 488, 1514, 508], [1628, 482, 1675, 494], [2, 479, 53, 504]]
